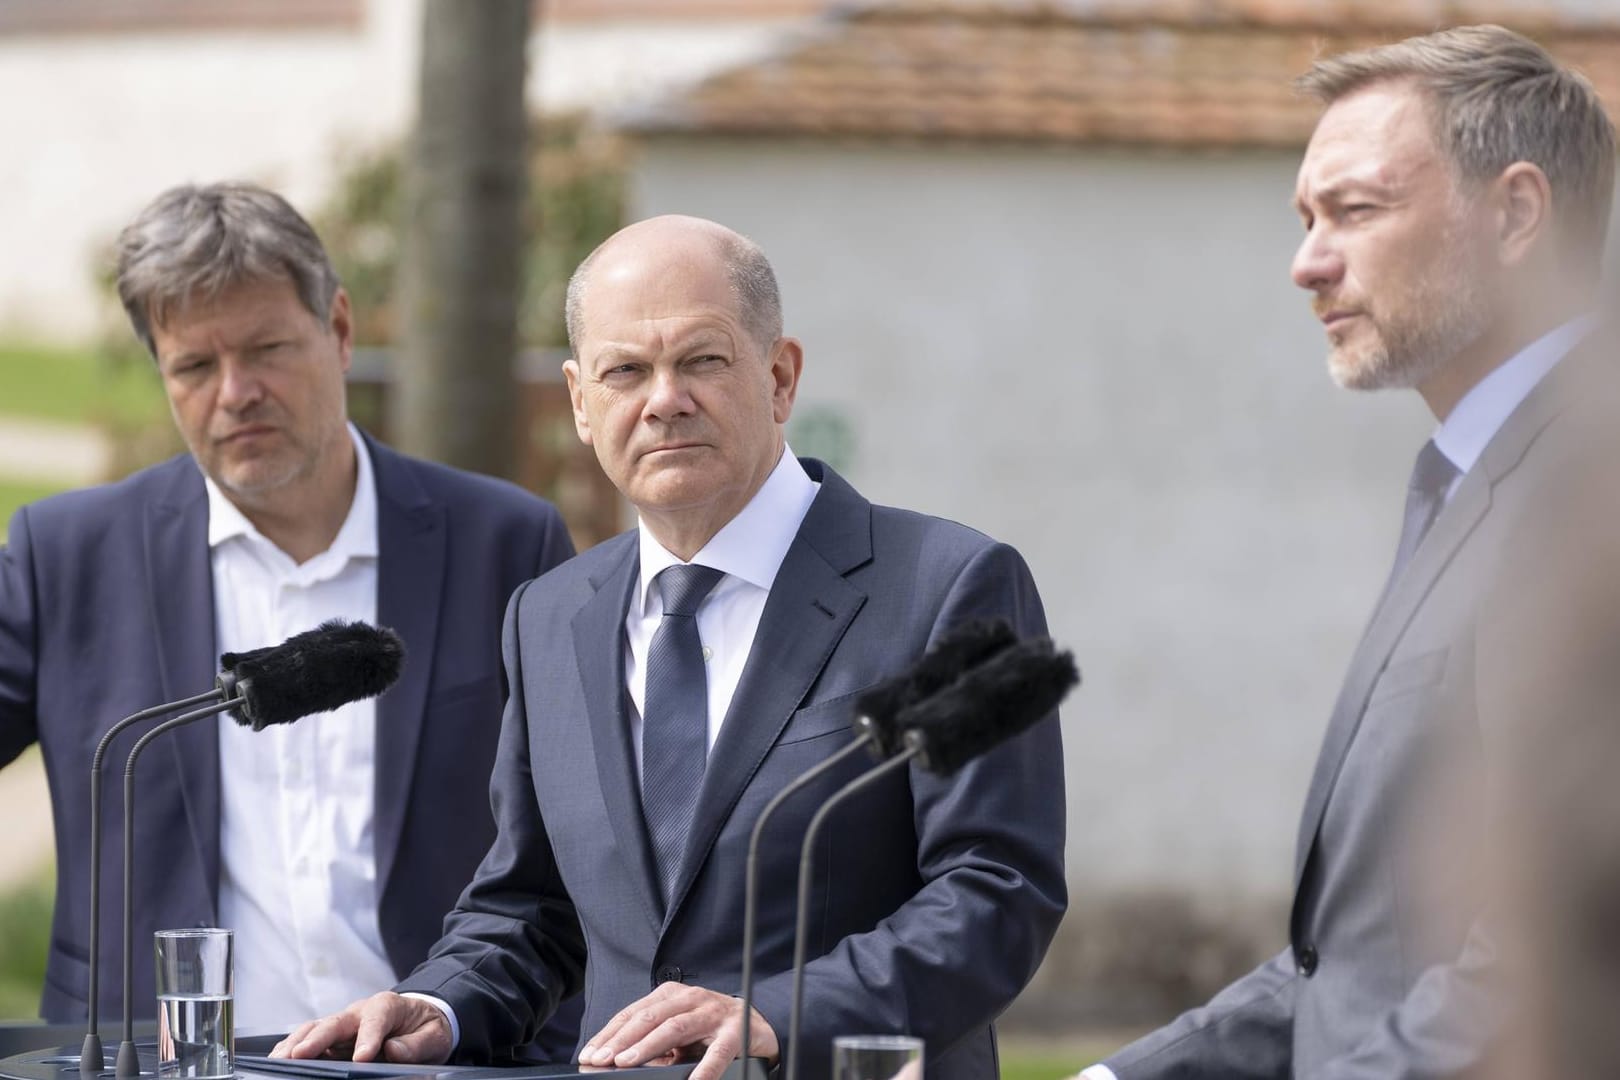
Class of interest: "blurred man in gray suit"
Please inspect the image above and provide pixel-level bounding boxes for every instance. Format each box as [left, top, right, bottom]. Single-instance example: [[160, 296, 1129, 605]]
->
[[274, 215, 1067, 1079], [1082, 24, 1616, 1080]]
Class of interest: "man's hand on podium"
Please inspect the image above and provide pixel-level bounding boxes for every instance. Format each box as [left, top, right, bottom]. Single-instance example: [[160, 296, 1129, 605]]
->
[[269, 992, 453, 1065], [578, 983, 778, 1080]]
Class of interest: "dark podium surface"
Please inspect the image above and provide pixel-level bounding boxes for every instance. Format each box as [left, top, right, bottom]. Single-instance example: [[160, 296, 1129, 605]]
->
[[0, 1036, 765, 1080]]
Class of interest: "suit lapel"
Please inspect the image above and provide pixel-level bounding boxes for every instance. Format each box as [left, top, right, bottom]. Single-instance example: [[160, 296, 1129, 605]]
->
[[147, 462, 221, 908], [574, 537, 665, 932], [1292, 360, 1578, 884], [370, 438, 447, 898], [665, 463, 871, 927], [1291, 475, 1489, 883]]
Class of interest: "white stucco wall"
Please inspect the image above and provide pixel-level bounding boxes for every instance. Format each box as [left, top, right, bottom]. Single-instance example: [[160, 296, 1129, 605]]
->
[[0, 3, 414, 338], [628, 139, 1435, 905], [0, 0, 789, 340]]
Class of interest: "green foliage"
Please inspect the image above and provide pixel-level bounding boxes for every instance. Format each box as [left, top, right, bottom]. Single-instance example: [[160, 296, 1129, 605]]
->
[[315, 114, 626, 348], [316, 146, 404, 346], [522, 117, 626, 348], [0, 866, 53, 1020]]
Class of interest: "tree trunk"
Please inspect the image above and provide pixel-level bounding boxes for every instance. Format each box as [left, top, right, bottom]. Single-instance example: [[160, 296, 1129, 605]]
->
[[392, 0, 531, 476]]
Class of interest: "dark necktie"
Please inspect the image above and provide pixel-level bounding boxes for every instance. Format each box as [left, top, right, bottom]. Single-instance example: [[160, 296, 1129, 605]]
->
[[1387, 439, 1460, 586], [640, 563, 725, 907]]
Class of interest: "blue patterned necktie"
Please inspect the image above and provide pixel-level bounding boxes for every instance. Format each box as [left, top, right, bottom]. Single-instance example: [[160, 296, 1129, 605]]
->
[[640, 563, 725, 907]]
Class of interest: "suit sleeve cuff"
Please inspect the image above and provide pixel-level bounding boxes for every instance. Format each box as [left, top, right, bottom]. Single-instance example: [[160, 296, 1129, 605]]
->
[[1081, 1066, 1118, 1080], [399, 992, 460, 1053]]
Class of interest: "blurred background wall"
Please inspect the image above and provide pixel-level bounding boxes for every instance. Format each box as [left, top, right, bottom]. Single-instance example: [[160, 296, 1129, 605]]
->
[[2, 0, 1618, 1041]]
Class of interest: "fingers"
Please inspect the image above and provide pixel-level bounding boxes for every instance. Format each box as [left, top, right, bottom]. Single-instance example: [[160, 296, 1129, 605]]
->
[[362, 996, 453, 1064], [272, 1007, 364, 1060], [270, 1021, 316, 1059], [684, 1031, 741, 1080], [381, 1012, 453, 1066], [268, 992, 444, 1063], [582, 987, 778, 1073], [580, 983, 726, 1068], [579, 987, 673, 1067], [351, 997, 402, 1062], [610, 1010, 713, 1068]]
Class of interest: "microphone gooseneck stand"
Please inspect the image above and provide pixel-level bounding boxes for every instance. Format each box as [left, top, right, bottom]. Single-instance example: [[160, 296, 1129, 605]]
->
[[115, 699, 242, 1080], [735, 730, 879, 1072], [81, 689, 226, 1077], [783, 744, 922, 1080]]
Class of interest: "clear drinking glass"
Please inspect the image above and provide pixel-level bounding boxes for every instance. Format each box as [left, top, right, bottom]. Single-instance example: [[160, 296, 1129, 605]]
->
[[154, 928, 234, 1079], [832, 1034, 924, 1080]]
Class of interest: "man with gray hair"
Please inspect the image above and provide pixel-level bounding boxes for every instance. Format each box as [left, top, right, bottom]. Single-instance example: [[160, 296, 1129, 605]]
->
[[271, 214, 1066, 1079], [1081, 23, 1615, 1080], [0, 181, 580, 1050]]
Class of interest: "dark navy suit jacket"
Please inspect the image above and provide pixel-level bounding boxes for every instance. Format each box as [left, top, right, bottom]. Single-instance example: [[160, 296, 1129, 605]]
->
[[0, 432, 576, 1049], [397, 460, 1068, 1078]]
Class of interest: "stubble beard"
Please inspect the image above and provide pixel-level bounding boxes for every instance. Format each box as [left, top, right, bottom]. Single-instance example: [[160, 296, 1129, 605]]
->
[[209, 416, 334, 503], [1328, 228, 1493, 393]]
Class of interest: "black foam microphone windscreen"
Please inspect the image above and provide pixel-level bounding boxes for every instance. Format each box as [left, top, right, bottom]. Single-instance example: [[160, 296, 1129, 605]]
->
[[853, 618, 1019, 756], [220, 619, 406, 730], [897, 636, 1078, 775]]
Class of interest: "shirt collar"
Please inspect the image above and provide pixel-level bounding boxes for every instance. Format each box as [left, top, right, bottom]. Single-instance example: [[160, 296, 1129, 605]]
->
[[635, 447, 820, 615], [1433, 315, 1595, 476], [206, 422, 379, 565]]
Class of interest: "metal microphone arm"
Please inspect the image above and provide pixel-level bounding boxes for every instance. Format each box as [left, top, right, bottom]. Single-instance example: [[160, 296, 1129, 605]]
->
[[82, 689, 225, 1076], [115, 698, 242, 1080], [784, 745, 921, 1080], [736, 730, 877, 1070]]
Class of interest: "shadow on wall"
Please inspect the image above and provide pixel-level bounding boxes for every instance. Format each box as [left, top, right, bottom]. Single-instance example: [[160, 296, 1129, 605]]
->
[[1006, 890, 1286, 1031]]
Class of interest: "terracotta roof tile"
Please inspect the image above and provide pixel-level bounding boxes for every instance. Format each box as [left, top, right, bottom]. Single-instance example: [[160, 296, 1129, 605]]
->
[[617, 0, 1620, 147]]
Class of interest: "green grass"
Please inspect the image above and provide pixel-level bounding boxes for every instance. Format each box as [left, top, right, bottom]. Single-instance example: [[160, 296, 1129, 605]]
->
[[1002, 1057, 1081, 1080], [0, 343, 167, 428], [0, 478, 65, 539], [1001, 1036, 1121, 1080], [0, 866, 52, 1020]]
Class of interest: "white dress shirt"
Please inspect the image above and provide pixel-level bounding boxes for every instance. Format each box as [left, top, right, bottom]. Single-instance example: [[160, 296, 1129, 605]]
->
[[1078, 317, 1592, 1080], [418, 447, 819, 1049], [213, 424, 397, 1035], [624, 447, 820, 773]]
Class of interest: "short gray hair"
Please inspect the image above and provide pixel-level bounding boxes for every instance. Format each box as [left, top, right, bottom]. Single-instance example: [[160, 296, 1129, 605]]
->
[[563, 228, 782, 355], [1299, 25, 1617, 267], [115, 181, 341, 356]]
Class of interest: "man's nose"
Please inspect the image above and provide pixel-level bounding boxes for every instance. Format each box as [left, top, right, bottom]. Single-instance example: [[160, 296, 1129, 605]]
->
[[217, 358, 265, 410], [645, 368, 695, 421], [1291, 226, 1344, 293]]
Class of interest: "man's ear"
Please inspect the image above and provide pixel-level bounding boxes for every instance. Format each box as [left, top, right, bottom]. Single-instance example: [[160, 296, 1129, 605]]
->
[[563, 358, 593, 446], [330, 287, 355, 372], [769, 337, 804, 425], [1495, 162, 1553, 268]]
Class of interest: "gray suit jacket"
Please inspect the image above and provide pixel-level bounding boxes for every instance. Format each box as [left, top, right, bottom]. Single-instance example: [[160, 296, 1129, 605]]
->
[[396, 459, 1068, 1078], [0, 432, 577, 1052], [1105, 358, 1579, 1079]]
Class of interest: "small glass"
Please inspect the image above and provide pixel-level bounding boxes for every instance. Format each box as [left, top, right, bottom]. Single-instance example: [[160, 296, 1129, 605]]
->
[[154, 928, 234, 1079], [832, 1034, 924, 1080]]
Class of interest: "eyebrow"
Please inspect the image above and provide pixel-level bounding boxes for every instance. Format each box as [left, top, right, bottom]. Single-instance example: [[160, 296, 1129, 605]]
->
[[679, 333, 731, 355], [591, 332, 734, 371], [1297, 177, 1401, 211], [160, 348, 208, 369]]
